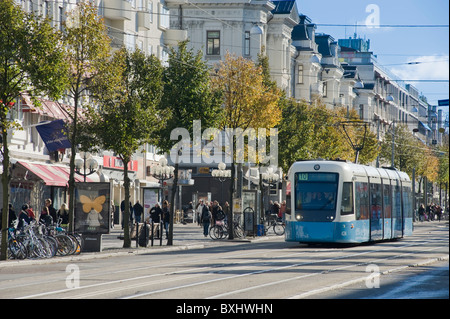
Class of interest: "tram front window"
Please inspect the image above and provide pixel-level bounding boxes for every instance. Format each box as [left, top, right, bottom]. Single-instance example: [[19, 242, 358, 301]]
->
[[294, 173, 338, 222]]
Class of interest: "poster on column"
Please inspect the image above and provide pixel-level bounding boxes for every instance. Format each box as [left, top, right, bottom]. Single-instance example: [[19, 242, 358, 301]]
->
[[75, 182, 111, 234], [143, 188, 160, 222]]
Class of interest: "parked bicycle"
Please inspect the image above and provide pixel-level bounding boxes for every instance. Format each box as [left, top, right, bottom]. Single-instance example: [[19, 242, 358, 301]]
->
[[261, 215, 285, 236], [209, 218, 244, 240], [6, 218, 83, 260]]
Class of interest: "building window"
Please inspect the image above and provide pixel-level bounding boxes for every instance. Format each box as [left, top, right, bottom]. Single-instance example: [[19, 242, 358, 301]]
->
[[59, 6, 64, 31], [207, 31, 220, 55], [148, 1, 153, 23], [359, 104, 364, 119], [244, 31, 250, 56], [322, 82, 327, 97], [298, 64, 303, 84]]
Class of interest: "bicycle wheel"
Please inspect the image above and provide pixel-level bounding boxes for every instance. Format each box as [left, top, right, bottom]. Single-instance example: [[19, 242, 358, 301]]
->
[[56, 234, 75, 256], [273, 222, 285, 235], [233, 224, 244, 238], [38, 238, 54, 258], [209, 225, 220, 240], [8, 239, 27, 259], [68, 233, 82, 255], [44, 236, 58, 257], [220, 225, 229, 239]]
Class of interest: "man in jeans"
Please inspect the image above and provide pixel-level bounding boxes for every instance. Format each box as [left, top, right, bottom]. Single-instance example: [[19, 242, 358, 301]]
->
[[201, 202, 211, 237]]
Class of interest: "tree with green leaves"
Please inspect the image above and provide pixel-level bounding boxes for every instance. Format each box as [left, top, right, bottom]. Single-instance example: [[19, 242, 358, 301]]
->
[[379, 123, 422, 175], [211, 52, 282, 239], [86, 47, 164, 248], [156, 41, 223, 245], [0, 0, 68, 260], [277, 98, 379, 173], [61, 2, 112, 232]]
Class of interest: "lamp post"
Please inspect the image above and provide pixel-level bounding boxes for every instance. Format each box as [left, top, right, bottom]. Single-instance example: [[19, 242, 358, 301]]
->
[[260, 166, 281, 226], [150, 157, 175, 202], [75, 152, 98, 182], [211, 162, 231, 204]]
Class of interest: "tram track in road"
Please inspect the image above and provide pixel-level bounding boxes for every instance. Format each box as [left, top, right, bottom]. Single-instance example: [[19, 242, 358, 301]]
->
[[7, 225, 448, 299], [115, 238, 447, 299], [13, 244, 356, 299], [206, 239, 448, 299]]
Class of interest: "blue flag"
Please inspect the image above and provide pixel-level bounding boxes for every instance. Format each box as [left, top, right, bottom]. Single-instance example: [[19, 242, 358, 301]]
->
[[35, 119, 71, 152]]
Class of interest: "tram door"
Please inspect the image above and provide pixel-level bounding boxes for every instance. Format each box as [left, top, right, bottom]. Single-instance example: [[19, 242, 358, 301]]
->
[[369, 179, 383, 241], [382, 178, 392, 239], [391, 179, 402, 238]]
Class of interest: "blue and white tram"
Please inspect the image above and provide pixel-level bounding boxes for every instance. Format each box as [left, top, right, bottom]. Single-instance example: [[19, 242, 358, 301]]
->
[[286, 160, 413, 244]]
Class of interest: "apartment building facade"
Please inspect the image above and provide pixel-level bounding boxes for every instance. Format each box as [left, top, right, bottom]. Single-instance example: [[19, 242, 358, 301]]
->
[[3, 0, 184, 217]]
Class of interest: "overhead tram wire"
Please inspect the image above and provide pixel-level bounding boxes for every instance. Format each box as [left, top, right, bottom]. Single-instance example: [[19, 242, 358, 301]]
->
[[41, 2, 450, 118]]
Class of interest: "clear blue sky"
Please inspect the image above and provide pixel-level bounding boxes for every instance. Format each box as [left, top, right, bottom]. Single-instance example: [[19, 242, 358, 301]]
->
[[295, 0, 449, 109]]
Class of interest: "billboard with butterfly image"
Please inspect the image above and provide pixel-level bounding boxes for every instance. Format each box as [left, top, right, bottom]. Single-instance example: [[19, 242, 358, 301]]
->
[[75, 182, 111, 234]]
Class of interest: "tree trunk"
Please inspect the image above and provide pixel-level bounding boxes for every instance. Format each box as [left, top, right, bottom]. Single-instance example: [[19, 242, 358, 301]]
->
[[228, 162, 235, 240], [68, 94, 79, 233], [123, 160, 131, 248], [0, 128, 10, 261], [168, 162, 178, 246]]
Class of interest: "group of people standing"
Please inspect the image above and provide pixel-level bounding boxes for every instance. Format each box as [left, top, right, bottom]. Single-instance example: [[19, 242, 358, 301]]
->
[[266, 200, 287, 223], [118, 199, 171, 238], [0, 199, 70, 230], [195, 199, 228, 237], [418, 203, 445, 222], [119, 199, 145, 227]]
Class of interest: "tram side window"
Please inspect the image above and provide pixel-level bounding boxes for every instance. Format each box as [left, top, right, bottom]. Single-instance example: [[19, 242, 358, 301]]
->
[[341, 182, 353, 215], [402, 186, 413, 218], [355, 182, 369, 220], [392, 184, 401, 219], [383, 183, 392, 218], [370, 182, 382, 220]]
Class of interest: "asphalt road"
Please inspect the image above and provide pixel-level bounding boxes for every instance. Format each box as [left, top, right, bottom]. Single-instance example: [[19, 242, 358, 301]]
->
[[0, 221, 447, 306]]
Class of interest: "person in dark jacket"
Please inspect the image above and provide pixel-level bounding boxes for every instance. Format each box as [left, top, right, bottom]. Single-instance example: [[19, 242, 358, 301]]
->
[[162, 200, 170, 238], [17, 205, 31, 229], [133, 201, 144, 223], [201, 203, 211, 237], [149, 203, 163, 223]]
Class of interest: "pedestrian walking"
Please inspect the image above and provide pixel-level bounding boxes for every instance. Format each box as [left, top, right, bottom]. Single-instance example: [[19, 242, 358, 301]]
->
[[436, 205, 443, 222], [162, 200, 170, 239], [45, 198, 57, 224], [133, 200, 143, 223], [17, 205, 31, 229], [196, 199, 205, 226], [40, 206, 53, 226], [150, 203, 163, 223], [211, 200, 223, 223], [201, 203, 211, 237], [110, 201, 115, 229], [57, 203, 70, 229], [418, 204, 425, 222]]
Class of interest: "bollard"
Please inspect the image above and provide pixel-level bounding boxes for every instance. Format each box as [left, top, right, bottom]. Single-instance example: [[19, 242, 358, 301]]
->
[[160, 221, 163, 246], [136, 221, 139, 248], [151, 221, 154, 247]]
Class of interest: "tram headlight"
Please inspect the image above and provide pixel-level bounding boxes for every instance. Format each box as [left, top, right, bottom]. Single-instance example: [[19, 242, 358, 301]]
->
[[295, 213, 302, 221]]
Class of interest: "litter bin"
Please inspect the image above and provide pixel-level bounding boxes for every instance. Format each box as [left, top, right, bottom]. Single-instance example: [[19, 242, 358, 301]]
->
[[257, 224, 265, 236]]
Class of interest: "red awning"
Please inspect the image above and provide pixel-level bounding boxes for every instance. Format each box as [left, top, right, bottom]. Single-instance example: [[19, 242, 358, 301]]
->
[[17, 161, 97, 187]]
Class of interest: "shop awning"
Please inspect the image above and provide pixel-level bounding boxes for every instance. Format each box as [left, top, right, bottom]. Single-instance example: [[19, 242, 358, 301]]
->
[[17, 161, 97, 187]]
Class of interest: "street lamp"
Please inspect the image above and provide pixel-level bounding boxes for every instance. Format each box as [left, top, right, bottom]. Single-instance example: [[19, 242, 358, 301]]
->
[[261, 166, 280, 185], [150, 157, 175, 201], [75, 152, 98, 182], [211, 162, 231, 204]]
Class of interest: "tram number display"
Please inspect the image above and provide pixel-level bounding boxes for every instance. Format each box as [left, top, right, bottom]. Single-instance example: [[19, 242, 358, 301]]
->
[[296, 173, 338, 182]]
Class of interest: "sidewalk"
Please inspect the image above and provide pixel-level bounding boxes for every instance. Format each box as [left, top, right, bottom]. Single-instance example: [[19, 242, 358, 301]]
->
[[0, 222, 275, 267]]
